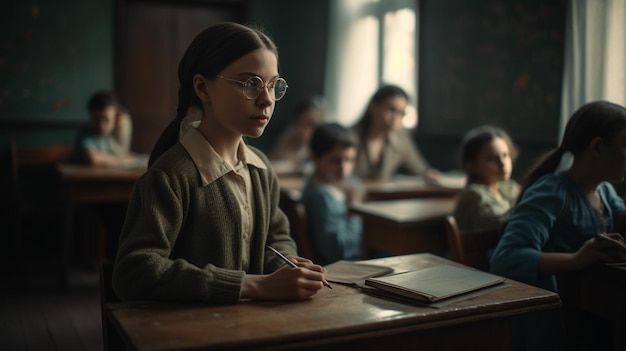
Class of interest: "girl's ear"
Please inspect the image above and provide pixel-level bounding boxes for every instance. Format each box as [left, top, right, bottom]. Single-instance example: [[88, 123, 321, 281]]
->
[[588, 136, 604, 155], [193, 74, 211, 104]]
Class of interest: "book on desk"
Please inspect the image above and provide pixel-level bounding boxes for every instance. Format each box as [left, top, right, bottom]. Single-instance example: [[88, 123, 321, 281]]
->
[[363, 264, 505, 304]]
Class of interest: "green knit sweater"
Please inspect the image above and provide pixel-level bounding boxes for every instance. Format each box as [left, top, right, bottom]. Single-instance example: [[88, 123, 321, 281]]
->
[[112, 143, 296, 303]]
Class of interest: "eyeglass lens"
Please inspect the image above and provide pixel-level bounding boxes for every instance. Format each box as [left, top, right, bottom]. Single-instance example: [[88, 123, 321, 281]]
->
[[243, 76, 288, 101]]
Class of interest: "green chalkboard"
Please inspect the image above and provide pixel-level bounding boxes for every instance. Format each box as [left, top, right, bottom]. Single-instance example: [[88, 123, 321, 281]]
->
[[0, 0, 113, 123], [418, 0, 566, 144]]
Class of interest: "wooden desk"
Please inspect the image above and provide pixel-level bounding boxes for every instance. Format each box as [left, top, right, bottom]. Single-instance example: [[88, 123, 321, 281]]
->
[[362, 175, 463, 201], [278, 175, 463, 202], [351, 198, 456, 258], [558, 263, 626, 351], [105, 253, 560, 351], [56, 164, 145, 289]]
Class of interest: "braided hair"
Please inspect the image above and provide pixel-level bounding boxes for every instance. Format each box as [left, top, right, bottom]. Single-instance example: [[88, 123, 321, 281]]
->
[[148, 22, 278, 166]]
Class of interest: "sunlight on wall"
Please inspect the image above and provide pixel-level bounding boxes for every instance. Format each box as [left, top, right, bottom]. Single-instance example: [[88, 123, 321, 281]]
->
[[325, 0, 417, 128], [335, 15, 379, 125]]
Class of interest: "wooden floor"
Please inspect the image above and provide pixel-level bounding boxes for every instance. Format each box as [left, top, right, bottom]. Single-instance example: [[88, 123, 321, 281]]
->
[[0, 268, 104, 351]]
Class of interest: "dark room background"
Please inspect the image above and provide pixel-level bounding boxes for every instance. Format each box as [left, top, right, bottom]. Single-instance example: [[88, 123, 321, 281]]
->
[[1, 0, 571, 228]]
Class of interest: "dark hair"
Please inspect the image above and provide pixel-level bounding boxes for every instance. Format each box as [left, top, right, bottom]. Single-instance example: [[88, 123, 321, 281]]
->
[[149, 22, 279, 167], [87, 90, 118, 112], [309, 123, 358, 157], [293, 96, 326, 119], [355, 85, 409, 134], [460, 125, 518, 182], [523, 100, 626, 191]]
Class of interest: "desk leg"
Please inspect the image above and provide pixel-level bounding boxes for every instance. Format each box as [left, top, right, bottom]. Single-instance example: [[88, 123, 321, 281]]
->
[[60, 201, 74, 291]]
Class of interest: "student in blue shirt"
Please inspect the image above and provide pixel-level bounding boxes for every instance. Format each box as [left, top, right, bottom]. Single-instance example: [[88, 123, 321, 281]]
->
[[72, 90, 135, 166], [490, 100, 626, 351], [300, 123, 363, 265]]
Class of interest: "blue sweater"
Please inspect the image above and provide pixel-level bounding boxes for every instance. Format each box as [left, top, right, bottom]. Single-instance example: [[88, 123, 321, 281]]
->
[[490, 172, 626, 351], [300, 178, 362, 265]]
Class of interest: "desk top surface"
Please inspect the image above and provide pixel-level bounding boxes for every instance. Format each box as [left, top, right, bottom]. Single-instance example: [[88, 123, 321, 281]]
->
[[107, 253, 560, 351], [56, 163, 146, 182], [278, 175, 464, 201], [350, 198, 456, 224]]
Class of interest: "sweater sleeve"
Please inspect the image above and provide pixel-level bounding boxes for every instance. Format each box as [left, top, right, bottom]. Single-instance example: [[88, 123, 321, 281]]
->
[[489, 175, 566, 291], [113, 168, 245, 304]]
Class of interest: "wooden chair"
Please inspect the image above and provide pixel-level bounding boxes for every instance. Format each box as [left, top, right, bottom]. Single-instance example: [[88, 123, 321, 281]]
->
[[99, 262, 125, 351], [444, 215, 501, 271], [278, 188, 316, 261]]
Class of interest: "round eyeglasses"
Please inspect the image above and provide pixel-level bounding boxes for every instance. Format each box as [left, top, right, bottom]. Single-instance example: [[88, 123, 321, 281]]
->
[[216, 75, 288, 101]]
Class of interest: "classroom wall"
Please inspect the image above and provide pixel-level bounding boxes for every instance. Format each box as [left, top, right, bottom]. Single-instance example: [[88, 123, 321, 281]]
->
[[0, 0, 114, 145], [1, 0, 581, 191], [248, 0, 330, 152], [417, 0, 567, 179]]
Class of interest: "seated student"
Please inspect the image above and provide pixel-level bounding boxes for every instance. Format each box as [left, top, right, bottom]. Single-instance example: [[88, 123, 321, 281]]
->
[[269, 96, 325, 174], [300, 123, 363, 265], [453, 125, 521, 232], [72, 90, 138, 167], [351, 85, 441, 181], [113, 22, 328, 303], [490, 101, 626, 351]]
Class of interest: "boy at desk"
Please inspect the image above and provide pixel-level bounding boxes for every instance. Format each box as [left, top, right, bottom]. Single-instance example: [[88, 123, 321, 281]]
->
[[72, 90, 140, 167], [300, 123, 363, 265]]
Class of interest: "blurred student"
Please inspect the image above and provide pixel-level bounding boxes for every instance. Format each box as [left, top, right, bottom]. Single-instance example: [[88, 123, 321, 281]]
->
[[113, 22, 328, 303], [453, 125, 520, 232], [490, 101, 626, 350], [352, 85, 440, 181], [72, 90, 136, 167], [300, 123, 363, 265], [269, 96, 325, 174]]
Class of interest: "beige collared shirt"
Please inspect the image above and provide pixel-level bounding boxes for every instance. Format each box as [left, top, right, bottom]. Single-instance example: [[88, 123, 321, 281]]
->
[[180, 128, 267, 270]]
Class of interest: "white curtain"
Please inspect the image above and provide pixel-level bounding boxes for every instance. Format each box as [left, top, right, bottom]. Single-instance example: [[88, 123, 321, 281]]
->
[[560, 0, 626, 139]]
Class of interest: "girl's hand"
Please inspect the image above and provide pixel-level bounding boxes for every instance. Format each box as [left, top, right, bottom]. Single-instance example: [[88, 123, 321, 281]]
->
[[573, 233, 626, 269], [241, 265, 327, 300]]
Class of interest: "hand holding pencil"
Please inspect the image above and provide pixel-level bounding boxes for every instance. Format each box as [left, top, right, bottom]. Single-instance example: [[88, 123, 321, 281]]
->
[[266, 245, 332, 289]]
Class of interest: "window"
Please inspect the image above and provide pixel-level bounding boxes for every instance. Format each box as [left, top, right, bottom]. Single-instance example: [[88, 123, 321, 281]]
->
[[325, 0, 418, 128]]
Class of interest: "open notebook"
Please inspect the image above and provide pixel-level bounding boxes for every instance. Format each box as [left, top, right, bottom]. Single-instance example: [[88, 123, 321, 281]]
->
[[325, 260, 394, 285], [364, 264, 505, 303]]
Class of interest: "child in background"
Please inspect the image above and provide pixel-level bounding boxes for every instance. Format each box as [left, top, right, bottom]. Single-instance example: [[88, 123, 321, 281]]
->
[[300, 123, 363, 265], [72, 90, 135, 166], [490, 101, 626, 350], [113, 22, 328, 303], [453, 125, 520, 232], [269, 96, 326, 174]]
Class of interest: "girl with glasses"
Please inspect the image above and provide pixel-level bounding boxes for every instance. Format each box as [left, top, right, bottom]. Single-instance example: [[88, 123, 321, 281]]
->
[[113, 22, 328, 303]]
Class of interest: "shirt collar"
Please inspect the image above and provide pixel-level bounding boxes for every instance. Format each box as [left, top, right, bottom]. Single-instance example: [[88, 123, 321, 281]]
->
[[180, 128, 266, 186]]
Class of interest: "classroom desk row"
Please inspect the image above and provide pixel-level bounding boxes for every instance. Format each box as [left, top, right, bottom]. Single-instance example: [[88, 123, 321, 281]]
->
[[56, 165, 626, 350], [54, 168, 459, 289], [278, 174, 464, 201], [56, 163, 146, 289], [104, 253, 561, 351]]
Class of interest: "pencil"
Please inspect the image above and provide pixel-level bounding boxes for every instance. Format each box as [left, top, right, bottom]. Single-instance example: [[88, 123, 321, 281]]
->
[[266, 245, 333, 289]]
